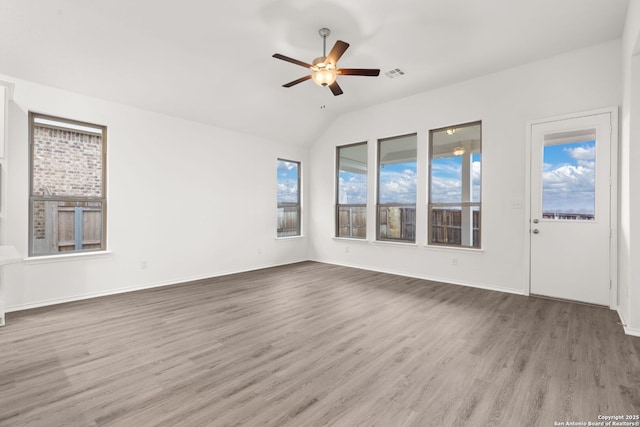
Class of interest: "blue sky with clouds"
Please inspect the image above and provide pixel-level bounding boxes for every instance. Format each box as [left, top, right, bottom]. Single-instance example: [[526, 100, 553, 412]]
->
[[542, 141, 595, 214], [339, 156, 484, 205], [277, 160, 299, 203], [379, 161, 417, 204], [338, 170, 367, 204], [430, 154, 481, 204], [334, 141, 595, 214]]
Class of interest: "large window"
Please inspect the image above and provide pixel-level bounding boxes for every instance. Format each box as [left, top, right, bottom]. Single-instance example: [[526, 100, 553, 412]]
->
[[277, 158, 301, 237], [29, 113, 107, 256], [428, 121, 481, 248], [336, 143, 367, 238], [377, 134, 417, 242]]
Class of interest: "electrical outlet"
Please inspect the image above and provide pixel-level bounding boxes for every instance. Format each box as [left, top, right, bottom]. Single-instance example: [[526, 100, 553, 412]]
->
[[451, 258, 458, 266]]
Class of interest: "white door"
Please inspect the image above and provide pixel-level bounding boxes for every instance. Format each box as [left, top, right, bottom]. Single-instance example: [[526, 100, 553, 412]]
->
[[530, 112, 612, 306]]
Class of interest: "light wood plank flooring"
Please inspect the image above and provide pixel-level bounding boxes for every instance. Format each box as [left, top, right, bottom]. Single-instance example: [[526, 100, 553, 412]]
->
[[1, 261, 639, 426]]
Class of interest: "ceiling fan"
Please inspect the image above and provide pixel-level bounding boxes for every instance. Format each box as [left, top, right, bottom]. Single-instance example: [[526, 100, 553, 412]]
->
[[272, 28, 380, 96]]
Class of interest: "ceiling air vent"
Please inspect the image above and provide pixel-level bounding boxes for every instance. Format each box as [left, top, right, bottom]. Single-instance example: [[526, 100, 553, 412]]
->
[[384, 68, 406, 79]]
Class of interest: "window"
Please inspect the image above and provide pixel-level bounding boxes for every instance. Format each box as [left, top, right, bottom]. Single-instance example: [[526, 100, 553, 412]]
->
[[336, 143, 367, 238], [542, 129, 596, 220], [277, 159, 301, 237], [377, 134, 417, 242], [29, 113, 107, 256], [428, 121, 481, 248]]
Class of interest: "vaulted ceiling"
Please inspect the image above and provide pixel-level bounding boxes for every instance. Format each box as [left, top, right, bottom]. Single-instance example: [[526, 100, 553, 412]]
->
[[0, 0, 630, 145]]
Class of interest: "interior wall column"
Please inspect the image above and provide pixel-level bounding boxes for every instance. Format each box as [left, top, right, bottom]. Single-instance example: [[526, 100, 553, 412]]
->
[[461, 147, 472, 246]]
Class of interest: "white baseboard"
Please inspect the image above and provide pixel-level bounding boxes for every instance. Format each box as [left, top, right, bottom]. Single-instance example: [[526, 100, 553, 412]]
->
[[624, 326, 640, 337], [314, 258, 527, 297], [617, 310, 640, 337], [6, 258, 309, 313], [11, 258, 634, 338]]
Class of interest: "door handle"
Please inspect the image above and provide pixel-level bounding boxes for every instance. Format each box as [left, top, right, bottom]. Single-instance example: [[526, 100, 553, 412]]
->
[[532, 229, 539, 234], [533, 219, 539, 224]]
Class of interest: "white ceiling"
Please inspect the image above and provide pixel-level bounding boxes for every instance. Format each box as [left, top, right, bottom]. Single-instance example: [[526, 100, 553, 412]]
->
[[0, 0, 630, 146]]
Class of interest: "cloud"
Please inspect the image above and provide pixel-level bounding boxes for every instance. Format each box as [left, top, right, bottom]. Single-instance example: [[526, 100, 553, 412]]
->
[[431, 162, 461, 175], [379, 169, 416, 204], [277, 180, 298, 203], [339, 173, 367, 204], [277, 160, 297, 171], [542, 160, 595, 213], [431, 177, 461, 203], [564, 145, 595, 161], [543, 164, 594, 188], [430, 161, 481, 203], [472, 161, 481, 180], [472, 161, 481, 202]]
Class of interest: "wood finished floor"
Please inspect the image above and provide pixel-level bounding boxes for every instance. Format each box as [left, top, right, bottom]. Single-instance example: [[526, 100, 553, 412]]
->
[[1, 261, 639, 427]]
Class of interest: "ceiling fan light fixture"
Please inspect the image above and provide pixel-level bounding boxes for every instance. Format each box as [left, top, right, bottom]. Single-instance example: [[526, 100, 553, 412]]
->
[[453, 146, 465, 156], [312, 66, 337, 86], [311, 57, 336, 86]]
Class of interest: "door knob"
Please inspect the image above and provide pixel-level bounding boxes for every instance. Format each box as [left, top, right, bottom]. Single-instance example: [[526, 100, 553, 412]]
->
[[532, 229, 539, 234], [533, 219, 539, 224]]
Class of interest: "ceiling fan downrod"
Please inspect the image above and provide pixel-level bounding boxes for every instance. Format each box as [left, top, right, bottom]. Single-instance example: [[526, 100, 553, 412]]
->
[[319, 28, 330, 58]]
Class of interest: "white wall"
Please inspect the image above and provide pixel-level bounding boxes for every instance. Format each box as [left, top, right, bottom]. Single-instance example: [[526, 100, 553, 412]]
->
[[1, 75, 309, 311], [0, 38, 630, 324], [309, 41, 622, 295], [620, 1, 640, 335]]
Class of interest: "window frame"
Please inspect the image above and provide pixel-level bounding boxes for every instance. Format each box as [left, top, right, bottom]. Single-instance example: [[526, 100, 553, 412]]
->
[[28, 112, 107, 257], [276, 158, 301, 238], [376, 133, 418, 243], [335, 142, 368, 239], [428, 120, 482, 249]]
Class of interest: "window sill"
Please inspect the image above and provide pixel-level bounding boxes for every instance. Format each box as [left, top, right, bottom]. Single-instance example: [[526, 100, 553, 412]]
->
[[423, 245, 484, 254], [275, 235, 304, 240], [24, 250, 113, 265], [333, 237, 369, 243], [372, 240, 418, 248]]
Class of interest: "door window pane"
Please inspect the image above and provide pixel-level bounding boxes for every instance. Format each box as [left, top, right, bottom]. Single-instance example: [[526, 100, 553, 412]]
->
[[542, 135, 596, 220]]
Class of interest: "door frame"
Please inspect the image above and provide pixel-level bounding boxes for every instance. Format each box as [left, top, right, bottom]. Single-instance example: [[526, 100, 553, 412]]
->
[[524, 107, 619, 308]]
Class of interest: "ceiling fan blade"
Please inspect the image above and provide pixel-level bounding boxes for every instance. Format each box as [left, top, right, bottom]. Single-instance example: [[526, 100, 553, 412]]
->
[[273, 54, 313, 69], [337, 68, 381, 76], [326, 40, 349, 65], [329, 81, 343, 96], [283, 75, 312, 87]]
